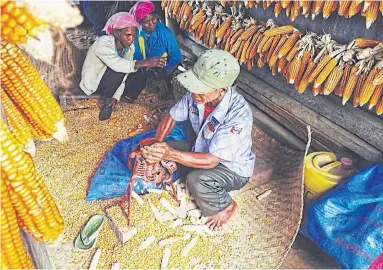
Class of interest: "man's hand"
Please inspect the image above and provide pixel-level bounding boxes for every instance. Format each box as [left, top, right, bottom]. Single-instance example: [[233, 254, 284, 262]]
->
[[145, 56, 167, 68], [141, 142, 171, 164]]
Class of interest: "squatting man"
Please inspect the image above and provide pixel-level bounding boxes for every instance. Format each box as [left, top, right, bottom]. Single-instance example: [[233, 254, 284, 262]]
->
[[142, 49, 255, 229]]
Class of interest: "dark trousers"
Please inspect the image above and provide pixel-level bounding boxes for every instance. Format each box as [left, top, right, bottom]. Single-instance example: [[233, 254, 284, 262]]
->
[[167, 123, 249, 216], [94, 67, 147, 100]]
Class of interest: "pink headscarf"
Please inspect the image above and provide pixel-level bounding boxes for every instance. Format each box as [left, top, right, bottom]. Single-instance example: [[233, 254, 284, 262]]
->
[[103, 12, 137, 36], [129, 0, 155, 23]]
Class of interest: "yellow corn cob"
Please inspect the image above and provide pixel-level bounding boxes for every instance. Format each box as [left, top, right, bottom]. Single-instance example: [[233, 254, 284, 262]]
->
[[268, 35, 287, 67], [312, 0, 324, 19], [182, 4, 192, 22], [230, 38, 243, 54], [354, 38, 381, 48], [298, 59, 316, 93], [222, 28, 234, 51], [336, 63, 351, 96], [342, 66, 360, 105], [366, 1, 379, 29], [1, 41, 67, 142], [246, 58, 253, 71], [313, 58, 338, 87], [261, 35, 274, 53], [290, 0, 300, 22], [1, 120, 64, 243], [294, 50, 311, 90], [368, 84, 383, 110], [281, 0, 290, 9], [230, 29, 245, 45], [286, 41, 300, 62], [352, 72, 367, 107], [274, 1, 282, 17], [202, 21, 212, 45], [278, 31, 300, 59], [380, 0, 383, 15], [224, 33, 233, 52], [196, 21, 206, 40], [257, 54, 266, 68], [1, 176, 34, 269], [376, 96, 383, 115], [257, 35, 271, 53], [209, 24, 218, 48], [235, 40, 246, 60], [301, 0, 312, 17], [216, 17, 232, 40], [194, 23, 202, 39], [172, 0, 182, 20], [288, 54, 302, 84], [191, 14, 205, 31], [265, 35, 281, 63], [363, 0, 373, 12], [176, 1, 187, 22], [373, 69, 383, 86], [359, 66, 378, 106], [264, 25, 294, 37], [348, 0, 363, 17], [249, 31, 264, 59], [246, 31, 261, 59], [240, 38, 252, 64], [312, 84, 322, 96], [338, 0, 351, 16], [161, 0, 168, 9], [323, 65, 344, 95], [322, 0, 335, 18], [277, 55, 287, 73], [308, 55, 332, 83], [240, 24, 258, 41], [1, 0, 47, 44], [0, 87, 34, 151]]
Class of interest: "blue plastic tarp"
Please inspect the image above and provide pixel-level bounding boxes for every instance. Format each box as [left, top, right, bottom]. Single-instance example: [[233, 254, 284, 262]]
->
[[308, 164, 383, 269], [86, 123, 188, 201]]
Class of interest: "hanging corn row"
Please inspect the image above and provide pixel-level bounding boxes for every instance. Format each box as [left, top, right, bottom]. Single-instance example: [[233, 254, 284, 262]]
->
[[1, 120, 64, 246], [1, 41, 68, 142], [1, 175, 34, 269], [218, 0, 383, 29], [163, 0, 383, 115]]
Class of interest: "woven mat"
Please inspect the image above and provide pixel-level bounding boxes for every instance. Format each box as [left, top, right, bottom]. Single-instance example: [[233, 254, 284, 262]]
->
[[217, 127, 309, 269]]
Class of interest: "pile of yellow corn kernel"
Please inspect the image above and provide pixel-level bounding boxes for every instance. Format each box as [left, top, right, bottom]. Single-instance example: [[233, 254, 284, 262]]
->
[[33, 99, 254, 269]]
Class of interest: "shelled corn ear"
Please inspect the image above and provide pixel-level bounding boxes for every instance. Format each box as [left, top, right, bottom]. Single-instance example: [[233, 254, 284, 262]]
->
[[1, 175, 34, 269], [1, 0, 47, 44], [0, 120, 64, 243], [1, 41, 68, 142], [1, 87, 35, 155]]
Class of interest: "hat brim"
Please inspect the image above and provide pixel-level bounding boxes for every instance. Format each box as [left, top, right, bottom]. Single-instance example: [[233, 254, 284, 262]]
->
[[176, 70, 216, 94]]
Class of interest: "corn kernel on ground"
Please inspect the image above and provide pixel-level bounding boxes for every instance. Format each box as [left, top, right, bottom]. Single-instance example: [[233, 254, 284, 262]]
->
[[34, 96, 256, 269]]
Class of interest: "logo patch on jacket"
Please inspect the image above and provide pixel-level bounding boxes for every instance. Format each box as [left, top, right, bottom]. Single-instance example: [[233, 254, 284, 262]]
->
[[230, 125, 242, 134], [189, 104, 199, 115]]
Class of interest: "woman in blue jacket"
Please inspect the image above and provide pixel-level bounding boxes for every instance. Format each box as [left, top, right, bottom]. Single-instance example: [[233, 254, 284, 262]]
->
[[121, 0, 182, 103]]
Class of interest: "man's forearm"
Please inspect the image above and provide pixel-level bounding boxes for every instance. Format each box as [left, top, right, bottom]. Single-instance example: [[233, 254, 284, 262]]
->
[[168, 149, 220, 169], [155, 113, 176, 142]]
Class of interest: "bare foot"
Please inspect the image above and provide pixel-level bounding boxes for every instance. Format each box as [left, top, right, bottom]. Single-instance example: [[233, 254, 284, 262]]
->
[[206, 200, 238, 230]]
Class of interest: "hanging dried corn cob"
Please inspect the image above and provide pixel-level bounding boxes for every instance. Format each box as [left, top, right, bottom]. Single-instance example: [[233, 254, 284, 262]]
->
[[0, 87, 35, 155], [0, 0, 47, 44], [323, 61, 345, 95], [342, 63, 363, 105], [376, 96, 383, 115], [335, 63, 352, 97], [359, 60, 383, 106], [0, 120, 64, 243], [368, 84, 383, 110], [1, 41, 68, 142], [364, 0, 379, 29], [1, 175, 34, 269], [278, 31, 300, 59]]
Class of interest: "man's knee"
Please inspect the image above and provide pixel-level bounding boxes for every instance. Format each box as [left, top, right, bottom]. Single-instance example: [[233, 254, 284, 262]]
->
[[185, 169, 215, 197]]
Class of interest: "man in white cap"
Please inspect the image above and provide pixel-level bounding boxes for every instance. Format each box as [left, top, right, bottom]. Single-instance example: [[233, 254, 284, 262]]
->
[[142, 49, 255, 229]]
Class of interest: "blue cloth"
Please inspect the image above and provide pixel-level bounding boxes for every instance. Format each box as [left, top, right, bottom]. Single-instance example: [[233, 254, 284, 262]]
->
[[86, 123, 188, 201], [307, 164, 383, 269], [133, 21, 182, 74], [169, 87, 255, 178]]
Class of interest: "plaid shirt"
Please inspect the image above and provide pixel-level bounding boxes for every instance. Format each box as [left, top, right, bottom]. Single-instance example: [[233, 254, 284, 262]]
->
[[169, 87, 255, 177]]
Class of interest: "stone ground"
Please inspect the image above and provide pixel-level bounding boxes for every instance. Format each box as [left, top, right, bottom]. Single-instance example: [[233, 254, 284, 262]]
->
[[51, 26, 340, 269]]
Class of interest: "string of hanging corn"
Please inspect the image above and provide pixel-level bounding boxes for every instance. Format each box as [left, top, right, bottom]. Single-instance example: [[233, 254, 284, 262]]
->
[[215, 0, 382, 29], [1, 41, 68, 142], [164, 0, 383, 115]]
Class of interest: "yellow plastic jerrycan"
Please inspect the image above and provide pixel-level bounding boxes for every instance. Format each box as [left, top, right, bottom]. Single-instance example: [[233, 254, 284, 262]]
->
[[304, 152, 354, 203]]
